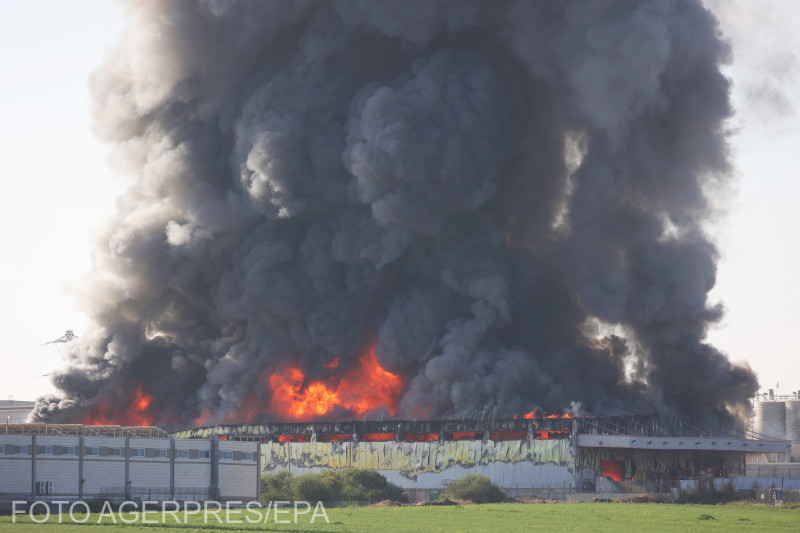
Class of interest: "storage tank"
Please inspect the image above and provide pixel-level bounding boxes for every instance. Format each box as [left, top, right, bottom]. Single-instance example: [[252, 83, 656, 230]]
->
[[785, 399, 800, 459], [754, 401, 786, 439]]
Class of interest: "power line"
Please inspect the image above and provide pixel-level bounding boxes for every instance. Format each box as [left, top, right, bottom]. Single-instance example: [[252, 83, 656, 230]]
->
[[0, 343, 46, 356], [0, 373, 50, 386]]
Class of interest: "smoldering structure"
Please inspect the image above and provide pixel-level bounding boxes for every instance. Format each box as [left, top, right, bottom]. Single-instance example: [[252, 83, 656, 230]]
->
[[33, 0, 757, 429], [173, 416, 793, 501]]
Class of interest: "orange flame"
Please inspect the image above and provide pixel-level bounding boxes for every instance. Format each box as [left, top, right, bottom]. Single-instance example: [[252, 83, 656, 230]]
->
[[83, 385, 154, 426], [513, 410, 575, 419], [261, 346, 402, 421], [404, 432, 439, 442], [546, 412, 575, 419], [360, 433, 396, 441]]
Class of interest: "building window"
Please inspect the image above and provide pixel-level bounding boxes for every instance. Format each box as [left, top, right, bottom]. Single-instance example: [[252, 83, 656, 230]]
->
[[221, 451, 233, 460], [157, 449, 168, 458], [64, 446, 75, 455], [200, 450, 210, 459], [178, 449, 189, 458], [110, 448, 122, 457], [0, 444, 4, 454], [245, 452, 254, 461], [87, 447, 100, 456], [132, 448, 145, 458], [19, 445, 29, 455], [42, 446, 53, 455]]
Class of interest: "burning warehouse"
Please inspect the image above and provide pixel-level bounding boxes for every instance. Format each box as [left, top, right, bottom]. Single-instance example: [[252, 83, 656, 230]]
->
[[174, 415, 792, 501], [28, 0, 776, 501]]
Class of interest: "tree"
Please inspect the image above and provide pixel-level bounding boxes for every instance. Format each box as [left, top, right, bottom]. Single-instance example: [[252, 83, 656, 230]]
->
[[442, 474, 506, 503]]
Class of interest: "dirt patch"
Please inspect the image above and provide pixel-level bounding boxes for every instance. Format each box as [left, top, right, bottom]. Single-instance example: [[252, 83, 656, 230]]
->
[[417, 499, 460, 506], [371, 500, 407, 507]]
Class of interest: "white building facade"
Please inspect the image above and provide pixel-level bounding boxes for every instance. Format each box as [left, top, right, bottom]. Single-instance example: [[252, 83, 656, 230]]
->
[[0, 424, 258, 507]]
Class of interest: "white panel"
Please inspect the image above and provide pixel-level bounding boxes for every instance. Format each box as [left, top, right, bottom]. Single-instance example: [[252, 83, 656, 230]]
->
[[129, 461, 171, 488], [219, 463, 257, 500], [174, 461, 210, 488], [0, 458, 31, 493], [36, 457, 80, 496], [83, 460, 125, 498], [0, 435, 33, 446]]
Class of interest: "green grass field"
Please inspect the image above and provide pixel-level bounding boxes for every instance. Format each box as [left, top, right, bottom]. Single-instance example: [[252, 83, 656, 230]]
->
[[1, 502, 799, 533]]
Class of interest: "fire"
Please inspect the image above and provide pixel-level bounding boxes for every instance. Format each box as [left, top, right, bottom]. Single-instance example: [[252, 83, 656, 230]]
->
[[83, 385, 155, 426], [264, 346, 403, 421], [513, 410, 575, 419], [269, 368, 338, 418], [546, 412, 575, 419]]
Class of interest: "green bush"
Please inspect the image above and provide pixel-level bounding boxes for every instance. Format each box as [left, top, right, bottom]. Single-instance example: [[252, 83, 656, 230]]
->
[[329, 468, 408, 502], [260, 470, 293, 503], [442, 474, 506, 503], [260, 469, 407, 503]]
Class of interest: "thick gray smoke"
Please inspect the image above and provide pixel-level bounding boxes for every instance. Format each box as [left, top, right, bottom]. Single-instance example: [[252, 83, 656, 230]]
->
[[33, 0, 757, 428]]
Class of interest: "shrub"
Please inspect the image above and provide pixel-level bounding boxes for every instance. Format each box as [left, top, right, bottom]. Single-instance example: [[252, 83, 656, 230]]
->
[[442, 474, 506, 503], [260, 469, 408, 503], [336, 468, 408, 502], [260, 470, 293, 503], [292, 474, 335, 502]]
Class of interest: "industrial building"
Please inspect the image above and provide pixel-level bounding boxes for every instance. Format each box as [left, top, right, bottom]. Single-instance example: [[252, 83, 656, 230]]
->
[[752, 389, 800, 458], [0, 424, 259, 509], [175, 415, 792, 502], [0, 399, 36, 425], [746, 389, 800, 481]]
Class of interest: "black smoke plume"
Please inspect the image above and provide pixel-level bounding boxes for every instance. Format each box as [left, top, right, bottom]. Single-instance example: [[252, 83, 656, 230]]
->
[[33, 0, 757, 428]]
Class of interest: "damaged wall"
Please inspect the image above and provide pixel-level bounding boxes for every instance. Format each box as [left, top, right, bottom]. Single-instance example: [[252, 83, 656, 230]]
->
[[579, 447, 745, 482], [261, 438, 573, 488]]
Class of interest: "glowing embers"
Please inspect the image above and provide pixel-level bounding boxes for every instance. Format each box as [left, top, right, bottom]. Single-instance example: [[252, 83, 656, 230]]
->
[[318, 433, 352, 443], [266, 346, 403, 421], [403, 432, 438, 442], [359, 433, 396, 442], [277, 434, 311, 443], [448, 431, 482, 441], [601, 460, 624, 482], [83, 385, 154, 426], [514, 411, 576, 419], [535, 429, 569, 439]]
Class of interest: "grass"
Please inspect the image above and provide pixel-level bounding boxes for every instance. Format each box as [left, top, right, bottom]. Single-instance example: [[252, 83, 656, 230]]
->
[[1, 501, 799, 532]]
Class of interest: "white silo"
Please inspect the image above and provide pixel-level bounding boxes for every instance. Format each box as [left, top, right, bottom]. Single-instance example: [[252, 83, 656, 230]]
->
[[754, 400, 787, 440], [785, 399, 800, 460]]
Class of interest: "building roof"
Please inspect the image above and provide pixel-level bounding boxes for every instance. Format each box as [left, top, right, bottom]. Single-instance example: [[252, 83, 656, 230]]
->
[[1, 423, 169, 438], [577, 434, 791, 453]]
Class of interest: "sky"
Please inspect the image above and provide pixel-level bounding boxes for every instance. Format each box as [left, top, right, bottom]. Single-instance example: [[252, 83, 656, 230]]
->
[[0, 0, 798, 404]]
